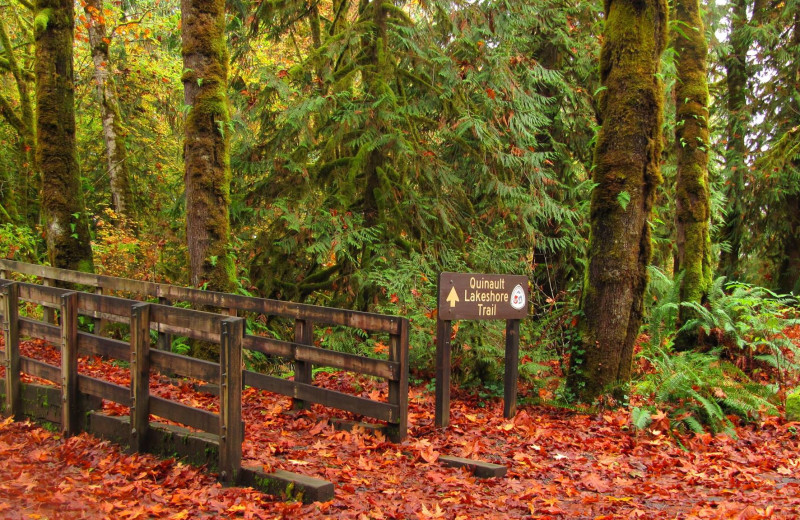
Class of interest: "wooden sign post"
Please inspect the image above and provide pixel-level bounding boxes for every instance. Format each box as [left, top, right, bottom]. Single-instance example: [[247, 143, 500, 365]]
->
[[435, 272, 528, 427]]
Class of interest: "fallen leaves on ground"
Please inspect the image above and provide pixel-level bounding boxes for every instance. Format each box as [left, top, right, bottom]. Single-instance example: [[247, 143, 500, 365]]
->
[[1, 336, 800, 518]]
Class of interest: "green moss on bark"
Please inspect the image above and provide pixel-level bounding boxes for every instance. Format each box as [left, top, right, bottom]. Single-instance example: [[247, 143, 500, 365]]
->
[[36, 0, 94, 272], [182, 0, 234, 294], [786, 388, 800, 422], [567, 0, 668, 402], [674, 0, 712, 347]]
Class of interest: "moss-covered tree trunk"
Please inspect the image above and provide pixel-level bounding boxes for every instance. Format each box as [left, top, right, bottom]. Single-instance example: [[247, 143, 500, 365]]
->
[[1, 15, 39, 225], [718, 0, 749, 280], [181, 0, 234, 292], [84, 0, 134, 226], [674, 0, 712, 340], [35, 0, 94, 272], [566, 0, 667, 401]]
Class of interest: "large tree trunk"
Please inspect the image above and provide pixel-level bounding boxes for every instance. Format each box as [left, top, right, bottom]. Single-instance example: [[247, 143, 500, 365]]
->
[[181, 0, 234, 292], [566, 0, 667, 401], [674, 0, 712, 341], [35, 0, 94, 272], [718, 0, 749, 280], [84, 0, 135, 225]]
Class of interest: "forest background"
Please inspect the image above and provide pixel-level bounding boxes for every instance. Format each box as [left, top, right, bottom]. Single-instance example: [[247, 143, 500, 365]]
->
[[1, 0, 799, 434]]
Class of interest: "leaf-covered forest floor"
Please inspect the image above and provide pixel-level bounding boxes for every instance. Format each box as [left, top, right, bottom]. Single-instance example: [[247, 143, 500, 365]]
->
[[1, 336, 799, 519]]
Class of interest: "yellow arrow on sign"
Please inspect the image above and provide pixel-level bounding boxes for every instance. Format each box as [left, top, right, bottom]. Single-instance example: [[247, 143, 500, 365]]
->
[[446, 287, 460, 307]]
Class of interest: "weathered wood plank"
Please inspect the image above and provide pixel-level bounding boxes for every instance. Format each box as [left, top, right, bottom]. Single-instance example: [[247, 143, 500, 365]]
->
[[504, 319, 520, 420], [156, 323, 220, 344], [41, 278, 56, 324], [293, 319, 313, 410], [17, 282, 68, 306], [219, 317, 244, 482], [61, 292, 79, 436], [18, 318, 60, 343], [0, 259, 403, 333], [435, 319, 452, 428], [239, 466, 335, 503], [387, 318, 409, 441], [78, 374, 130, 406], [438, 455, 507, 478], [155, 297, 172, 352], [129, 303, 150, 453], [150, 305, 222, 336], [295, 344, 399, 380], [2, 283, 21, 418], [77, 291, 134, 320], [149, 395, 220, 435], [243, 371, 398, 422], [150, 350, 219, 384], [77, 332, 128, 361], [242, 335, 293, 358], [20, 357, 60, 383]]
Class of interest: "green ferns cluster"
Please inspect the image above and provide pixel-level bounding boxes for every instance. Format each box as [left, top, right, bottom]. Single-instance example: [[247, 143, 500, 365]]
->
[[635, 348, 777, 436], [636, 269, 798, 435]]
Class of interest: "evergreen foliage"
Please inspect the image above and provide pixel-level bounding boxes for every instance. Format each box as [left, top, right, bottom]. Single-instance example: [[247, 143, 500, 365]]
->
[[638, 270, 798, 434], [235, 0, 597, 316]]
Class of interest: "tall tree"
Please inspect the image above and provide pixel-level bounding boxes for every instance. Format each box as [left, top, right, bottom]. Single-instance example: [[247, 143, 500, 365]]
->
[[181, 0, 234, 291], [745, 3, 800, 293], [83, 0, 135, 225], [35, 0, 94, 271], [718, 0, 750, 280], [566, 0, 668, 401], [0, 5, 38, 224], [673, 0, 712, 335]]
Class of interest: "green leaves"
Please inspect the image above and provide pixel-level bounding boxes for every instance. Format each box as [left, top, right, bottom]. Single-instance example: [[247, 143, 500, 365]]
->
[[617, 190, 630, 210]]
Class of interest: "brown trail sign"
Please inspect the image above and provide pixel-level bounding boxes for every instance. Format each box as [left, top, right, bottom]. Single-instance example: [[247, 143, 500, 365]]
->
[[435, 272, 529, 427]]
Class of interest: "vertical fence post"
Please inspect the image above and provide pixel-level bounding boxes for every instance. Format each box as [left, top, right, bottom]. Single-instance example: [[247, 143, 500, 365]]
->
[[292, 318, 313, 410], [219, 317, 244, 483], [61, 292, 79, 435], [42, 278, 56, 324], [503, 319, 520, 419], [2, 283, 20, 418], [435, 319, 452, 428], [156, 297, 172, 351], [93, 286, 108, 336], [388, 318, 409, 442], [129, 303, 151, 453]]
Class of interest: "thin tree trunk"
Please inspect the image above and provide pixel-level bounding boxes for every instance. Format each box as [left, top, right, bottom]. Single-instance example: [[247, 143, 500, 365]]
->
[[181, 0, 234, 292], [674, 0, 712, 341], [84, 0, 135, 225], [566, 0, 667, 401], [776, 16, 800, 294], [0, 16, 38, 225], [719, 0, 749, 280], [35, 0, 94, 272]]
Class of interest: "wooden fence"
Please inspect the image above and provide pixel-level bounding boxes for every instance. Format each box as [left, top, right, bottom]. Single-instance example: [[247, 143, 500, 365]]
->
[[0, 260, 409, 483]]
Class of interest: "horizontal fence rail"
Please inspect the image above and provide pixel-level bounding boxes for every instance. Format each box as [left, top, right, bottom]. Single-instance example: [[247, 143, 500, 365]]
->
[[0, 260, 409, 484]]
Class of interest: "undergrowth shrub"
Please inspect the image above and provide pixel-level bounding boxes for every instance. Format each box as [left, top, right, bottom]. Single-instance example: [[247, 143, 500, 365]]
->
[[0, 222, 43, 263], [634, 268, 798, 435]]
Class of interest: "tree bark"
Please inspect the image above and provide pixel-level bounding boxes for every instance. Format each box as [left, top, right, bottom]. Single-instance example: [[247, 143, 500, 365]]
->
[[674, 0, 712, 338], [35, 0, 94, 272], [776, 16, 800, 294], [566, 0, 667, 401], [181, 0, 234, 292], [0, 15, 39, 225], [718, 0, 749, 280], [84, 0, 135, 225]]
